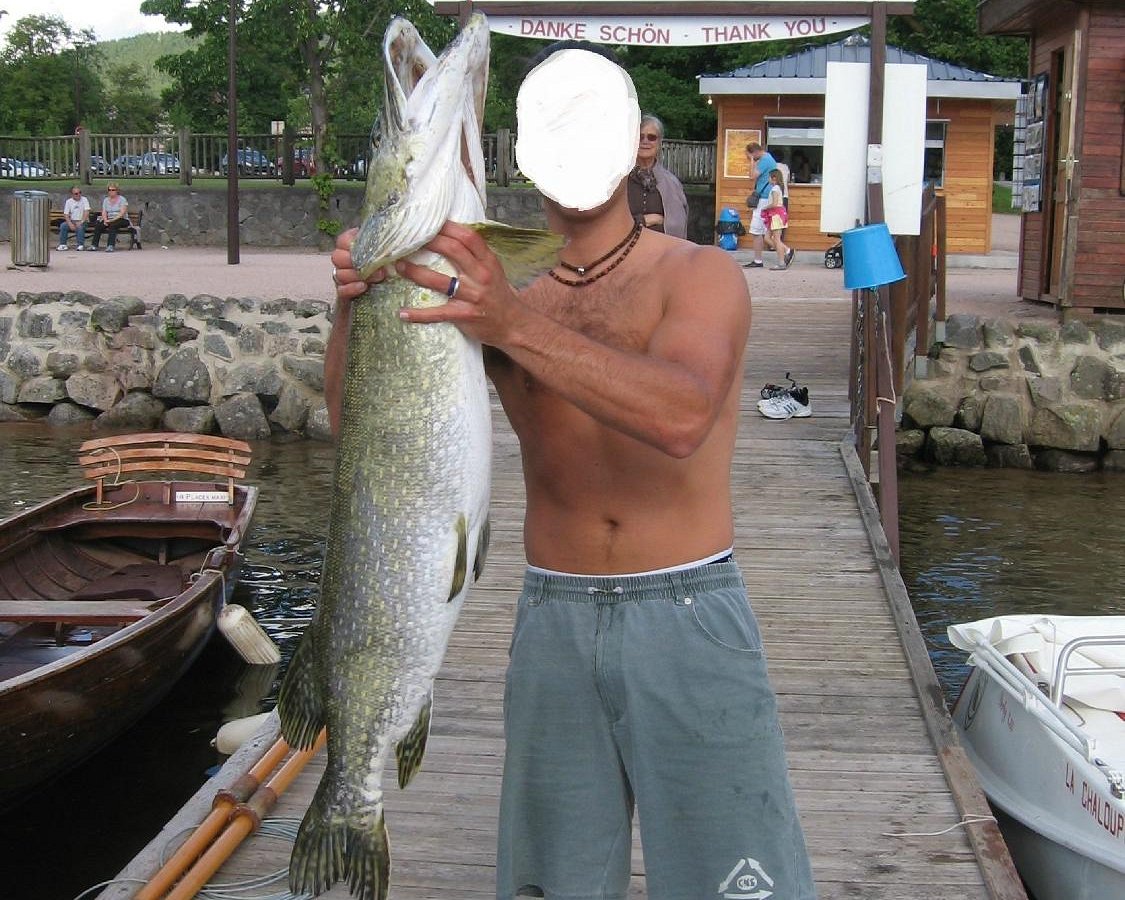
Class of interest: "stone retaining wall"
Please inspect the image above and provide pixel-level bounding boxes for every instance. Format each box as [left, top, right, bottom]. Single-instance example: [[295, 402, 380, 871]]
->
[[3, 183, 720, 247], [899, 314, 1125, 472], [6, 291, 1125, 464], [1, 290, 338, 441]]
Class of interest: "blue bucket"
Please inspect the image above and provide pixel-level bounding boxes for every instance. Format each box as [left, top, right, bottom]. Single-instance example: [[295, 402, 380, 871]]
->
[[841, 223, 906, 290]]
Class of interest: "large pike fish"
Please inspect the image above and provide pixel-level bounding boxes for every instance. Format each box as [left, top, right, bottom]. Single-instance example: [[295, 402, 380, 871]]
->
[[277, 14, 557, 900]]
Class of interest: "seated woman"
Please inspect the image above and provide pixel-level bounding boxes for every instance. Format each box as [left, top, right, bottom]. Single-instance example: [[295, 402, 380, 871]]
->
[[90, 183, 132, 252]]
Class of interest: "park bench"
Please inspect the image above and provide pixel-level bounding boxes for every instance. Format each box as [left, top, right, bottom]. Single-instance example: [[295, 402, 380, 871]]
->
[[49, 207, 144, 250]]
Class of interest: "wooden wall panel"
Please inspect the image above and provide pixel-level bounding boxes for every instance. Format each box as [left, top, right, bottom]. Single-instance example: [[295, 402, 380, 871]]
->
[[1072, 8, 1125, 310]]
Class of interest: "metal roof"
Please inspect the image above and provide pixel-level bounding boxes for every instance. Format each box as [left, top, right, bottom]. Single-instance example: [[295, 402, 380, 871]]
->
[[698, 35, 1022, 99]]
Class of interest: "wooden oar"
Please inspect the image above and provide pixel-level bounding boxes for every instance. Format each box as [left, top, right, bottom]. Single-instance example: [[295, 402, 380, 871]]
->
[[163, 729, 327, 900], [135, 735, 291, 900]]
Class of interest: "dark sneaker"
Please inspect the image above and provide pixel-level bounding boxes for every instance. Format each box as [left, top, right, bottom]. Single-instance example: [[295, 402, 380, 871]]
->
[[743, 260, 764, 268], [784, 248, 795, 268]]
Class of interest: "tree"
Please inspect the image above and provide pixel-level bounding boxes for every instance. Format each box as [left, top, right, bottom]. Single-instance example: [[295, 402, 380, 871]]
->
[[889, 0, 1027, 77], [0, 15, 104, 135]]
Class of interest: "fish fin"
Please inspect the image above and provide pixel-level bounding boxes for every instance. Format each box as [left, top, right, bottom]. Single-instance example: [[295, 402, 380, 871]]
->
[[276, 629, 324, 750], [395, 694, 433, 789], [448, 513, 468, 603], [473, 515, 491, 581], [289, 790, 389, 900], [471, 222, 566, 290]]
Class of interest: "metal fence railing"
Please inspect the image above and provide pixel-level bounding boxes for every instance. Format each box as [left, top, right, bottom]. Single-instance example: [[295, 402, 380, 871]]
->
[[2, 130, 719, 187]]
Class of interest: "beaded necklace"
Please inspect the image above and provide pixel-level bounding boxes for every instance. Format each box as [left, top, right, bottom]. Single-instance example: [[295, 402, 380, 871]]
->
[[549, 223, 643, 287]]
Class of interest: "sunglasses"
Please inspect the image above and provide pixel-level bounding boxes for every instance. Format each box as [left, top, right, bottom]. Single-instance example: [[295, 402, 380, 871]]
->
[[639, 133, 661, 142], [108, 188, 118, 192]]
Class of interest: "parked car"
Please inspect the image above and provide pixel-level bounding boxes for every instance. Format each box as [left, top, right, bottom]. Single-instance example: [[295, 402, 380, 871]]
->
[[111, 154, 143, 176], [1, 157, 50, 178], [277, 147, 316, 177], [220, 148, 277, 176], [86, 154, 110, 175], [140, 152, 181, 175]]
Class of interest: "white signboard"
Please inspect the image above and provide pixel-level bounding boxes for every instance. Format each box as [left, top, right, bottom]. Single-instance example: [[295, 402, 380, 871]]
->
[[820, 62, 927, 236], [489, 15, 868, 47]]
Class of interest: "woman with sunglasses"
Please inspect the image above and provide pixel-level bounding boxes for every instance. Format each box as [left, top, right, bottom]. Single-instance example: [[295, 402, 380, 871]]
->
[[90, 183, 129, 252], [627, 114, 689, 239]]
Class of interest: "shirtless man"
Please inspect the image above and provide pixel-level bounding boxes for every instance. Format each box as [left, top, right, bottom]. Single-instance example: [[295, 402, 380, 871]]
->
[[327, 45, 814, 900]]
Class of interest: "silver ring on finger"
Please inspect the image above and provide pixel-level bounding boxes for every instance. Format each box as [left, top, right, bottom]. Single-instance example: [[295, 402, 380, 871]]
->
[[332, 266, 340, 287], [446, 276, 460, 298]]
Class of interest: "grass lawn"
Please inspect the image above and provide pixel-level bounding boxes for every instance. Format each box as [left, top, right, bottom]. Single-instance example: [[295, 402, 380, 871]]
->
[[993, 182, 1015, 214]]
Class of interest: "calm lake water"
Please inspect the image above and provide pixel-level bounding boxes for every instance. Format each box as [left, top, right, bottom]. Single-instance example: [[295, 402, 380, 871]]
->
[[0, 423, 1122, 899]]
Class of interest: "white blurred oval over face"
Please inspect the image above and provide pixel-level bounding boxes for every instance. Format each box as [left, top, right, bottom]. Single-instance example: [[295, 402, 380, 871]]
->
[[516, 49, 640, 212]]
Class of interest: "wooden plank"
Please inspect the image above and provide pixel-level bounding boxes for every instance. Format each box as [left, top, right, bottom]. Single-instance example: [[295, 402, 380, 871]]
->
[[0, 599, 152, 623]]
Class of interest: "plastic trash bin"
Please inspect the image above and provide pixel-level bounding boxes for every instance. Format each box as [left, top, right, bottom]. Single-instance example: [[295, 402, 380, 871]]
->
[[715, 207, 745, 251], [11, 189, 51, 267]]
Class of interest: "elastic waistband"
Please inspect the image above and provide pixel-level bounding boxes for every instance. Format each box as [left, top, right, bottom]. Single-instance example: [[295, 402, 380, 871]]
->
[[521, 559, 742, 603]]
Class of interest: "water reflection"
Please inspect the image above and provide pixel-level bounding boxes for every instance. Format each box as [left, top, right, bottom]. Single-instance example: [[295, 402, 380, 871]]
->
[[898, 467, 1125, 698]]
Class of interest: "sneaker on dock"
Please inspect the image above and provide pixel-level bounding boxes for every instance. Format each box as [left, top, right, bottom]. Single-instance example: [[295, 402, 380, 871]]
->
[[758, 386, 811, 419]]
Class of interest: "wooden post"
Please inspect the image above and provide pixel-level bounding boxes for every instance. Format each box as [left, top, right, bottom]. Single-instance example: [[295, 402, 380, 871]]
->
[[496, 128, 511, 187], [78, 129, 92, 185], [179, 127, 192, 186]]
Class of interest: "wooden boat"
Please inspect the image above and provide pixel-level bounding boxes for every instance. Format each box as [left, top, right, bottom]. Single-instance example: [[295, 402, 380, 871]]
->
[[0, 433, 258, 809], [949, 615, 1125, 900]]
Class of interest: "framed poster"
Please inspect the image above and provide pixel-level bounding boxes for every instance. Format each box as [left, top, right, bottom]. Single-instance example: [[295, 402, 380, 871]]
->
[[1025, 121, 1044, 152], [723, 129, 761, 178]]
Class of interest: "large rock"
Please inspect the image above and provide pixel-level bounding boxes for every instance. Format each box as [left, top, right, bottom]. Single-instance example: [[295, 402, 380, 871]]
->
[[66, 372, 123, 411], [1106, 406, 1125, 451], [90, 298, 146, 334], [1069, 355, 1118, 401], [903, 381, 959, 429], [47, 401, 96, 426], [17, 376, 66, 404], [269, 381, 312, 433], [305, 404, 333, 442], [1033, 449, 1100, 473], [1027, 404, 1102, 452], [281, 355, 325, 392], [153, 348, 213, 404], [215, 392, 271, 440], [981, 394, 1024, 445], [926, 427, 987, 466], [94, 392, 166, 431], [163, 405, 217, 434], [944, 315, 983, 350]]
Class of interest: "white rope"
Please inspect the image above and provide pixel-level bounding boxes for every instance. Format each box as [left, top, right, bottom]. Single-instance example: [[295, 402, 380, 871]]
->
[[882, 814, 997, 838]]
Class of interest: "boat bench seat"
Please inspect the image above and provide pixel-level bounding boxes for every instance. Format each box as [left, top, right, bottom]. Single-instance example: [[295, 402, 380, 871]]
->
[[0, 600, 155, 624]]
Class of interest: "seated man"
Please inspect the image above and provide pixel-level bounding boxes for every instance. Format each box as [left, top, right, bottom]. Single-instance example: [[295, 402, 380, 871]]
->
[[58, 186, 91, 251]]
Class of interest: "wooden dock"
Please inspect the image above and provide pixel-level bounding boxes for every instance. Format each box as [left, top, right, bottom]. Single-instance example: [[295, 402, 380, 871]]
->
[[102, 293, 1024, 899]]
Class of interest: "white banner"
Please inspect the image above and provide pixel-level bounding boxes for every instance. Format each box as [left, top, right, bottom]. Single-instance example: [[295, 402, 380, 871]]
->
[[489, 16, 868, 47]]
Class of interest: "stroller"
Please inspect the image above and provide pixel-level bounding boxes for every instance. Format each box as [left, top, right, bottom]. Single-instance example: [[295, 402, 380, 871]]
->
[[823, 239, 843, 269]]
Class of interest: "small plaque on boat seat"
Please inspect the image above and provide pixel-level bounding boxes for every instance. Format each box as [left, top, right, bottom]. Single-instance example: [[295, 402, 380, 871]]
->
[[176, 490, 230, 503]]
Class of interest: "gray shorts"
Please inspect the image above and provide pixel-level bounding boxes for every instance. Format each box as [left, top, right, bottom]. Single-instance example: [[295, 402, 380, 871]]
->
[[497, 561, 816, 900]]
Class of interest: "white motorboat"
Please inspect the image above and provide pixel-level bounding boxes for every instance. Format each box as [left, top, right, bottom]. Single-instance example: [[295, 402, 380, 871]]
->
[[948, 615, 1125, 900]]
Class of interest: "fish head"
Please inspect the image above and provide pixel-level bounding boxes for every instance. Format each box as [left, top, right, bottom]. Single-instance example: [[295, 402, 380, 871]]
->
[[352, 15, 490, 280]]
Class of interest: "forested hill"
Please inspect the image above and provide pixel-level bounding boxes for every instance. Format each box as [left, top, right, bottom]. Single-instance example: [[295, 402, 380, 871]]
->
[[97, 31, 197, 95]]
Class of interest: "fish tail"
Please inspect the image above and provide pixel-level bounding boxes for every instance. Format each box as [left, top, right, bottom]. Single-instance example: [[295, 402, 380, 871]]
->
[[276, 628, 324, 749], [288, 790, 390, 900], [346, 815, 391, 900]]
